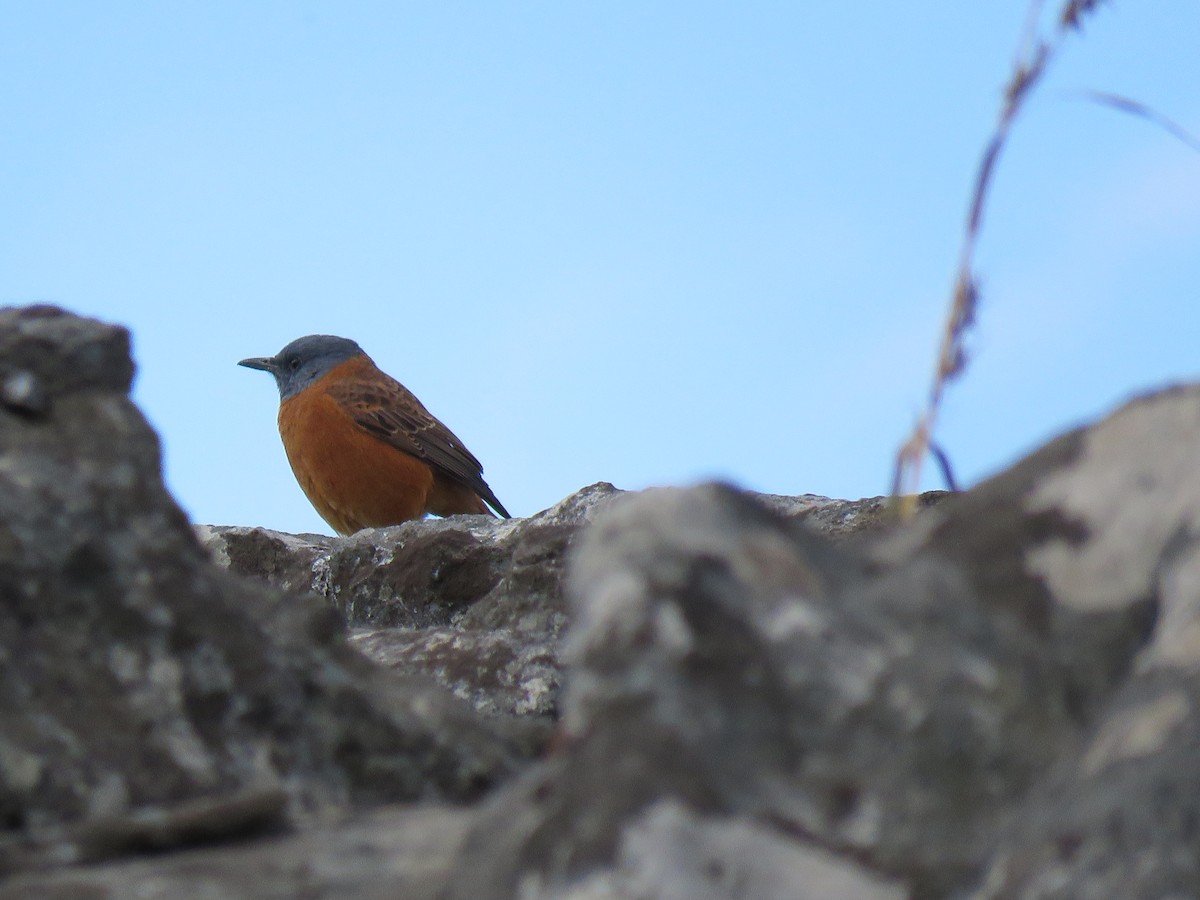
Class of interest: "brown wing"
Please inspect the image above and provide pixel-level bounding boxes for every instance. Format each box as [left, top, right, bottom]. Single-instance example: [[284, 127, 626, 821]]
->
[[325, 372, 511, 518]]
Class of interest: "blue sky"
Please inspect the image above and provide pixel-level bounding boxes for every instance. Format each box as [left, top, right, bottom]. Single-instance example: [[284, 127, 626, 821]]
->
[[2, 3, 1198, 534]]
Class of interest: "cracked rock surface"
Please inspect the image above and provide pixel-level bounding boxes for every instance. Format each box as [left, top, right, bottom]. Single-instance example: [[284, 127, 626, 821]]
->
[[5, 305, 1200, 899]]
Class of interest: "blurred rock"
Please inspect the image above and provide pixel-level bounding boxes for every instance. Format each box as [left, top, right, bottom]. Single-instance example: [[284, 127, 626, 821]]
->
[[960, 386, 1200, 899], [0, 804, 473, 900], [0, 306, 520, 878], [9, 305, 1200, 899], [441, 386, 1200, 899]]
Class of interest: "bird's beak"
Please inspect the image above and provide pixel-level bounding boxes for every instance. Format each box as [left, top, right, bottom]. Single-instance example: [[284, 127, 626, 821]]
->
[[238, 356, 276, 373]]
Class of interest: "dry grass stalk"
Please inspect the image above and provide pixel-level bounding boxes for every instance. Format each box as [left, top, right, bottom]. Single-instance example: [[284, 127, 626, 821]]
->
[[892, 0, 1108, 511], [1079, 90, 1200, 155]]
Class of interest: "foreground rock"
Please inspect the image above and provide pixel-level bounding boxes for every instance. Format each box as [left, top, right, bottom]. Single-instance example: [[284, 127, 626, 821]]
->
[[6, 305, 1200, 899], [0, 307, 519, 877], [0, 805, 473, 900], [444, 386, 1200, 899]]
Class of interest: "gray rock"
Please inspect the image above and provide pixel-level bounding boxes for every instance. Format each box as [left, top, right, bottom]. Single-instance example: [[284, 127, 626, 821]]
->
[[0, 803, 473, 900], [444, 386, 1200, 898], [0, 306, 520, 877], [349, 626, 560, 720], [199, 483, 935, 720], [13, 306, 1200, 899], [446, 484, 912, 899], [200, 481, 623, 635], [962, 385, 1200, 899], [200, 483, 624, 719], [753, 489, 951, 537], [544, 800, 905, 900]]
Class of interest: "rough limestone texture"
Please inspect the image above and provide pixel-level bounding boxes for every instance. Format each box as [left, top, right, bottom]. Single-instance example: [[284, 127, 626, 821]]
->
[[0, 307, 519, 877], [198, 484, 616, 723], [197, 484, 904, 721], [6, 305, 1200, 899]]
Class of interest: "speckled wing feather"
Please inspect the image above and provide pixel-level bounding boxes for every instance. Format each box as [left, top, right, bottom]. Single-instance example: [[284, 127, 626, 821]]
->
[[325, 375, 511, 518]]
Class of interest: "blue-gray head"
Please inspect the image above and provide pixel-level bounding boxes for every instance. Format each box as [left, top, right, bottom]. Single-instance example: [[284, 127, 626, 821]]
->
[[238, 334, 365, 401]]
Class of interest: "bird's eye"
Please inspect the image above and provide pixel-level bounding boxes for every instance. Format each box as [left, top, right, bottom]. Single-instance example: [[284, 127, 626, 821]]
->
[[288, 357, 301, 371]]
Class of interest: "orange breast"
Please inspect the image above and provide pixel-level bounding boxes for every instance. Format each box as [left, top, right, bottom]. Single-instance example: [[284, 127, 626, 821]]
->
[[278, 368, 435, 535]]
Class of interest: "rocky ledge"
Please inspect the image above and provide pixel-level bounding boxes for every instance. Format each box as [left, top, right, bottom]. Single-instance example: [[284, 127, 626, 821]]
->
[[0, 306, 1196, 899]]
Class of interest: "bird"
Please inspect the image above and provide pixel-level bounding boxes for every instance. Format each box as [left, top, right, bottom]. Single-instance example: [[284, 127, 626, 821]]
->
[[239, 334, 510, 535]]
